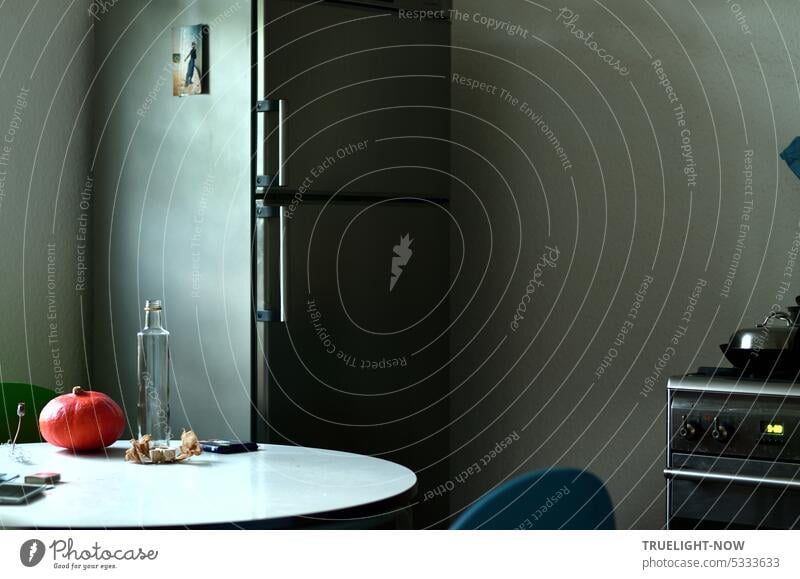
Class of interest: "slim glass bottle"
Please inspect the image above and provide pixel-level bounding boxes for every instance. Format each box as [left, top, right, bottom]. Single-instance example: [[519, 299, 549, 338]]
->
[[137, 299, 171, 448]]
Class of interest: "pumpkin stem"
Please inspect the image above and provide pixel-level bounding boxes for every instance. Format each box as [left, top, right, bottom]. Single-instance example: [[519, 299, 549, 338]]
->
[[72, 386, 85, 395]]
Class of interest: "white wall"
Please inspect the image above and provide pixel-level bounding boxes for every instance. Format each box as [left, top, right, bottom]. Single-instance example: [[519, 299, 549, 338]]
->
[[0, 1, 93, 394], [448, 0, 800, 528], [92, 0, 251, 440]]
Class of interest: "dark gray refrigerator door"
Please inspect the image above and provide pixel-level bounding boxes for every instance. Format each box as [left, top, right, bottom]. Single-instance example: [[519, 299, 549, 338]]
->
[[256, 200, 452, 527], [257, 0, 451, 195], [253, 0, 451, 527]]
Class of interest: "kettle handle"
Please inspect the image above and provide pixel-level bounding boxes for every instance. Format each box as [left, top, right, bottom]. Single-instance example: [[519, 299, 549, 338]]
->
[[758, 311, 792, 327]]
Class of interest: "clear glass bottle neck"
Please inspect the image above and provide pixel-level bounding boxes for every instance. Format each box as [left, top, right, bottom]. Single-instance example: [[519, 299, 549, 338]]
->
[[144, 310, 164, 330]]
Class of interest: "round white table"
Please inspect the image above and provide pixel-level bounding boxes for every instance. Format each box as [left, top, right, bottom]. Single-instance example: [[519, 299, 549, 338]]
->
[[0, 441, 417, 529]]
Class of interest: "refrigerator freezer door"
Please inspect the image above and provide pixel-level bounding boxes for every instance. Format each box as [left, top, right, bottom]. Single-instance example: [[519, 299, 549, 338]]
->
[[258, 0, 451, 196]]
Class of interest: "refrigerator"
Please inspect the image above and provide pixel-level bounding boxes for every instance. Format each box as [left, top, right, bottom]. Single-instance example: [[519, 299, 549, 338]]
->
[[252, 0, 453, 528]]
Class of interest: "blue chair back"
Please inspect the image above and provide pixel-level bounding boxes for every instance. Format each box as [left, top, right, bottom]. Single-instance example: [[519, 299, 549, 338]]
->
[[451, 467, 615, 530]]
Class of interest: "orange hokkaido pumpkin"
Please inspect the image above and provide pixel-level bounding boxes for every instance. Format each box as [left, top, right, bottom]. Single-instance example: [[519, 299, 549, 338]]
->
[[38, 386, 125, 451]]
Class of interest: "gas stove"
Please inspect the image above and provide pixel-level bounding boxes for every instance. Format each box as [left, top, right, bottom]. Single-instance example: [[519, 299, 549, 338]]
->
[[666, 369, 800, 529], [693, 366, 800, 382]]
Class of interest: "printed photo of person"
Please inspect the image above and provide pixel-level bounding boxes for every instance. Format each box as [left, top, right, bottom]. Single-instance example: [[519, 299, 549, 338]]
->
[[172, 25, 209, 96]]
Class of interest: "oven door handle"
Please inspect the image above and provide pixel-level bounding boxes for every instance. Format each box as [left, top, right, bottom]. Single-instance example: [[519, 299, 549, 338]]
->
[[664, 468, 800, 490]]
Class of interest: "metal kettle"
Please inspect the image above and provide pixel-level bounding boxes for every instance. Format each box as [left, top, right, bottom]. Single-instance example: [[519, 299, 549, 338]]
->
[[720, 299, 800, 373]]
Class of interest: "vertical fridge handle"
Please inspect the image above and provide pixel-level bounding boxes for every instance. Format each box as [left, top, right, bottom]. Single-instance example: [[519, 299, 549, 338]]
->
[[255, 203, 287, 323], [255, 98, 288, 188], [279, 206, 287, 321], [278, 99, 287, 188]]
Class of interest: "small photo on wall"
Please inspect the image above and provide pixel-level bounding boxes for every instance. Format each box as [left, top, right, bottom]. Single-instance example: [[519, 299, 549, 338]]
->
[[172, 25, 209, 96]]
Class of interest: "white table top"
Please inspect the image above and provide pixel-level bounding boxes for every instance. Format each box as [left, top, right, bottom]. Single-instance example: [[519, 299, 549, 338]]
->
[[0, 441, 417, 529]]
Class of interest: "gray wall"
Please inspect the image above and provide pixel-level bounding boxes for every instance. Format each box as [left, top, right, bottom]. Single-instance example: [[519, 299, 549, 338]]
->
[[0, 1, 93, 396], [92, 0, 251, 440], [448, 0, 800, 528]]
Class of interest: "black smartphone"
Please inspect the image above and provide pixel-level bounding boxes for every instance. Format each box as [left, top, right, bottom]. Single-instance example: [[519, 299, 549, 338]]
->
[[0, 484, 46, 505], [199, 440, 259, 454]]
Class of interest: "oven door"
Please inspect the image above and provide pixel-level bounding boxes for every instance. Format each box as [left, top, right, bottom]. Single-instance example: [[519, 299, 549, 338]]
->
[[666, 453, 800, 529]]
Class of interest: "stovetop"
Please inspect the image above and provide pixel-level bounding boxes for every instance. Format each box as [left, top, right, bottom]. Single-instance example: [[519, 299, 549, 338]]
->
[[669, 367, 800, 397], [694, 366, 800, 382]]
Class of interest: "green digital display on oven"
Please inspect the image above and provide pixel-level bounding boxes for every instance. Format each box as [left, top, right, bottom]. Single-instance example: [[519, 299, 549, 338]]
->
[[763, 422, 785, 436]]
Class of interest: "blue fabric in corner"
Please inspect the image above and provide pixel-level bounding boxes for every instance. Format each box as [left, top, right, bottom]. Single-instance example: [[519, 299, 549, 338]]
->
[[781, 137, 800, 179]]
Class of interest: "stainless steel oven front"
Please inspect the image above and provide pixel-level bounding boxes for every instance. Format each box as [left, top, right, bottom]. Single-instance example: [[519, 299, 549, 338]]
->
[[666, 374, 800, 529]]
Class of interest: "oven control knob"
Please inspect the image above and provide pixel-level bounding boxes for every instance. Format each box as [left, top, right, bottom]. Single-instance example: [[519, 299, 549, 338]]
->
[[711, 418, 729, 442], [678, 415, 698, 440]]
